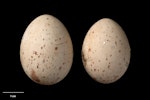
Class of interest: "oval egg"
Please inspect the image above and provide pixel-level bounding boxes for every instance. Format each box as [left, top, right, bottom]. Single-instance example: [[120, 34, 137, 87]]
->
[[20, 14, 73, 85], [82, 18, 131, 84]]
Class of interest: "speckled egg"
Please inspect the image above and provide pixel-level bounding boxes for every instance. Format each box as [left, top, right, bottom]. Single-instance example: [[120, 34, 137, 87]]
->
[[20, 14, 73, 85], [82, 18, 131, 84]]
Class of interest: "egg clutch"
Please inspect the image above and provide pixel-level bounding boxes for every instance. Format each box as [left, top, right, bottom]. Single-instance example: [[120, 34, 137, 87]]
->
[[20, 14, 131, 85]]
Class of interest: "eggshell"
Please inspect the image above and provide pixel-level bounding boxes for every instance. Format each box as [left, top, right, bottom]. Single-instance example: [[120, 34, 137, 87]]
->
[[82, 18, 131, 84], [20, 14, 73, 85]]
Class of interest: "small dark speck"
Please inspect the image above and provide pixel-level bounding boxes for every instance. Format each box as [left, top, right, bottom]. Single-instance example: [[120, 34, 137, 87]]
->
[[118, 50, 121, 53], [31, 56, 33, 58], [31, 69, 40, 82], [106, 58, 108, 61], [56, 77, 60, 81], [43, 38, 45, 41], [98, 60, 101, 62], [119, 63, 122, 66], [37, 65, 39, 68], [43, 44, 45, 47], [82, 51, 87, 66], [41, 46, 43, 49], [125, 62, 129, 67], [108, 65, 110, 68], [88, 48, 91, 52], [63, 62, 65, 65], [33, 51, 38, 55], [103, 70, 105, 72], [43, 76, 46, 78], [38, 55, 40, 58], [59, 66, 62, 70], [59, 38, 61, 40], [106, 39, 109, 42], [55, 47, 58, 50], [110, 54, 112, 57], [94, 69, 96, 71], [46, 18, 49, 20], [43, 59, 45, 63], [92, 31, 94, 34], [115, 41, 117, 46], [123, 57, 126, 61], [114, 75, 119, 80]]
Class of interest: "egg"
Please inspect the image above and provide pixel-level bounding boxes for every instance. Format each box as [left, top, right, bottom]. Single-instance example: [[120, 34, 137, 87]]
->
[[82, 18, 131, 84], [20, 14, 73, 85]]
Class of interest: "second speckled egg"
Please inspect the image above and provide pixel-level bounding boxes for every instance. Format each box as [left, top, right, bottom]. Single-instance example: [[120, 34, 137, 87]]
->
[[82, 18, 131, 84], [20, 14, 73, 85]]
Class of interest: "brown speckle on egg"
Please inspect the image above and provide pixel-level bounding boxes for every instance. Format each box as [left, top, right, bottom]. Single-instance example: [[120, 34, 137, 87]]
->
[[123, 57, 126, 61], [113, 75, 119, 80], [31, 69, 40, 82], [56, 77, 60, 81], [106, 57, 108, 61], [46, 17, 49, 20], [92, 62, 94, 64], [59, 66, 62, 70], [33, 51, 38, 55], [63, 62, 65, 65], [55, 39, 57, 41], [115, 41, 117, 46], [42, 76, 46, 78], [43, 59, 45, 63], [88, 48, 91, 52], [118, 63, 122, 66], [36, 63, 39, 69], [82, 51, 87, 66], [108, 65, 110, 69], [125, 62, 129, 67], [102, 70, 105, 72], [55, 47, 58, 50], [110, 54, 112, 57], [118, 50, 121, 53]]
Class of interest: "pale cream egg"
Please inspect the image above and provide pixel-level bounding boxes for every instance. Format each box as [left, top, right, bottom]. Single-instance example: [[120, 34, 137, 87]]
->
[[20, 14, 73, 85], [82, 18, 131, 84]]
